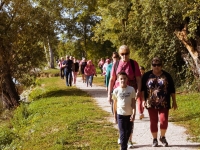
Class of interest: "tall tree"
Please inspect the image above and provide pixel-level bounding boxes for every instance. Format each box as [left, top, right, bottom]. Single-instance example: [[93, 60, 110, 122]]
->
[[0, 0, 60, 108], [93, 0, 200, 86]]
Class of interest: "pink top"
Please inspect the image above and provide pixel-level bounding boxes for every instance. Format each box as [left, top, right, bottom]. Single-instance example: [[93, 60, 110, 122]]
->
[[84, 64, 96, 76], [98, 60, 104, 67], [111, 60, 141, 89], [58, 60, 64, 69]]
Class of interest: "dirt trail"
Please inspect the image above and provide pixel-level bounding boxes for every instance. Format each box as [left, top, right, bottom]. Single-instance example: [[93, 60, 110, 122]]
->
[[75, 77, 200, 150]]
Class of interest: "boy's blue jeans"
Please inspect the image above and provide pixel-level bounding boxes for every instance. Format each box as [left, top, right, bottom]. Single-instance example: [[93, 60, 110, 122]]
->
[[117, 114, 133, 150]]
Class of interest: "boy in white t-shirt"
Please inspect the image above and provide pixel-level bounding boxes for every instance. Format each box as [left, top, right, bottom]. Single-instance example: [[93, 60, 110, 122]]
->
[[112, 72, 136, 150]]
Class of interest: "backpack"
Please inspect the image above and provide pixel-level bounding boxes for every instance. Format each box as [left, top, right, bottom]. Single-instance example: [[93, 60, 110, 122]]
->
[[114, 59, 137, 90]]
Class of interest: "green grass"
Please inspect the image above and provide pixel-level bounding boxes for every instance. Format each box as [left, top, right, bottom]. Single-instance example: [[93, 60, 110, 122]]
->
[[42, 68, 60, 74], [93, 74, 106, 87], [0, 77, 119, 150], [170, 92, 200, 142], [1, 70, 200, 149]]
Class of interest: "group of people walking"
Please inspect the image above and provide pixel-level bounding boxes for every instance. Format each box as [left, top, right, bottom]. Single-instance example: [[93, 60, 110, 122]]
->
[[106, 45, 178, 150], [57, 44, 178, 150], [57, 55, 79, 86], [57, 56, 97, 87]]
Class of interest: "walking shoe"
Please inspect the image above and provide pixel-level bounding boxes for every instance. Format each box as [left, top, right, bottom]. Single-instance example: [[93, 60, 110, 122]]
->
[[117, 138, 120, 144], [159, 136, 168, 147], [139, 114, 144, 120], [152, 138, 158, 147], [127, 141, 134, 148]]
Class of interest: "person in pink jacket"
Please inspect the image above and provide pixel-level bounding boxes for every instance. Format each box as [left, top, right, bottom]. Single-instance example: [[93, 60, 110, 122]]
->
[[84, 60, 97, 87]]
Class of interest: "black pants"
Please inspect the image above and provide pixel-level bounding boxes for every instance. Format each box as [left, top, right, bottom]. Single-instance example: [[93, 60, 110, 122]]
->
[[60, 68, 64, 79], [117, 114, 133, 150]]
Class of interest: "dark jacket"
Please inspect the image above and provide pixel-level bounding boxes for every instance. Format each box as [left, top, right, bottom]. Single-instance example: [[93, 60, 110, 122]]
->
[[63, 59, 73, 72]]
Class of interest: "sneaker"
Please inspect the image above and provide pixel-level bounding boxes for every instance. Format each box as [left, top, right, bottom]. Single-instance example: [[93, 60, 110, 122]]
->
[[159, 136, 168, 147], [127, 141, 133, 148], [118, 138, 120, 144], [152, 138, 158, 147], [139, 114, 144, 120]]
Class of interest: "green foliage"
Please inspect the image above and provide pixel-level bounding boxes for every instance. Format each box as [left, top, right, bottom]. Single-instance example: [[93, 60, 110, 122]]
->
[[0, 128, 16, 150], [42, 68, 60, 74], [11, 104, 30, 138], [93, 0, 200, 88], [92, 73, 105, 87], [0, 77, 119, 149], [28, 86, 47, 101]]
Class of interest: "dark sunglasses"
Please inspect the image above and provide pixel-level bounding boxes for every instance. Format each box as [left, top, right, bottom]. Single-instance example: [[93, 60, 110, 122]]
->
[[120, 52, 129, 56], [152, 64, 161, 67]]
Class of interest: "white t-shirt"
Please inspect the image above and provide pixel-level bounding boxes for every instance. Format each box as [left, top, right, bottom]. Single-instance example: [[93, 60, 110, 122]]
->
[[112, 86, 136, 115], [102, 63, 108, 74]]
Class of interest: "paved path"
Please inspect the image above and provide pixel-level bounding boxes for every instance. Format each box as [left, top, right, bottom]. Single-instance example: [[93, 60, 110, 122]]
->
[[75, 77, 200, 150]]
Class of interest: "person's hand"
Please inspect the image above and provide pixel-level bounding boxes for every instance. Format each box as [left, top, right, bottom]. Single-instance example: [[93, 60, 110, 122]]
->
[[136, 91, 141, 99], [172, 101, 178, 110], [130, 114, 135, 122], [108, 95, 113, 104], [95, 74, 97, 77], [142, 100, 146, 108], [113, 117, 117, 124]]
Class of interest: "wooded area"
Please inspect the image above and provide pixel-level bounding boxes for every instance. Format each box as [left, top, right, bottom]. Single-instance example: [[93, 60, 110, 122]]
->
[[0, 0, 200, 109]]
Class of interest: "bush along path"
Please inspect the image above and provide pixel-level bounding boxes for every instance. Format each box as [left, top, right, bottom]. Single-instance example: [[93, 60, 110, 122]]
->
[[75, 77, 200, 150]]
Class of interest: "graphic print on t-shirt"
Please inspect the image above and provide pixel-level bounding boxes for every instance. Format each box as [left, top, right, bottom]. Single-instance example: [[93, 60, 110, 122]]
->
[[146, 73, 168, 109]]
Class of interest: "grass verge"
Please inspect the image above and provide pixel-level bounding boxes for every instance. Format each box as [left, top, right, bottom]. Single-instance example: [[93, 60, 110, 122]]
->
[[93, 74, 105, 87], [0, 77, 118, 150], [170, 92, 200, 142]]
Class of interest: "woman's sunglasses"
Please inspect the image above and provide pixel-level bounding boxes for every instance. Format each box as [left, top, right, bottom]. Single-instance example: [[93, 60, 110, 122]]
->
[[120, 52, 129, 56], [152, 64, 161, 67]]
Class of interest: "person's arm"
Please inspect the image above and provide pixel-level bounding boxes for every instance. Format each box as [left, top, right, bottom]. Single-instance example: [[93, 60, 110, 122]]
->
[[167, 72, 177, 110], [171, 93, 177, 110], [130, 97, 136, 122], [136, 76, 142, 98], [134, 61, 142, 98], [107, 75, 116, 104], [113, 96, 117, 124], [141, 72, 147, 105]]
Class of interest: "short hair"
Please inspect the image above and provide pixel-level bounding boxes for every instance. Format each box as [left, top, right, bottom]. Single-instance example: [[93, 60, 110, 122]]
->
[[140, 66, 145, 70], [87, 60, 92, 65], [119, 45, 130, 52], [112, 52, 119, 58], [117, 71, 128, 78], [152, 57, 162, 65]]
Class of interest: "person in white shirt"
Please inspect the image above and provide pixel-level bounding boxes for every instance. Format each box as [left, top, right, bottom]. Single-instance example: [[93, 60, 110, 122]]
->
[[112, 72, 136, 150]]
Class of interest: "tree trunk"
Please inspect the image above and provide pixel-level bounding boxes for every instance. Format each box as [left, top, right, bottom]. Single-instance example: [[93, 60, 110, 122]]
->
[[174, 28, 200, 77], [83, 23, 87, 58], [47, 37, 54, 68], [44, 43, 50, 68], [1, 73, 20, 109]]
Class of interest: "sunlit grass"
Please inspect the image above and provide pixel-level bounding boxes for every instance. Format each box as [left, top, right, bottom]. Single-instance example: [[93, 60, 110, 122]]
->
[[0, 77, 119, 150], [93, 74, 105, 87], [1, 70, 200, 149], [42, 68, 60, 74], [170, 92, 200, 142]]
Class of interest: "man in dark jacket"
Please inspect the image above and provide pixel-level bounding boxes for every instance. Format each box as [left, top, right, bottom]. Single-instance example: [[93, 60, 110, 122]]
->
[[63, 55, 73, 86]]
